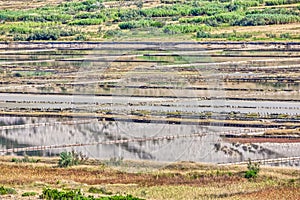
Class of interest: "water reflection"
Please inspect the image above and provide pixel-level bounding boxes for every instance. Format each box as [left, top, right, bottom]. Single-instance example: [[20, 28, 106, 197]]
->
[[1, 116, 299, 166]]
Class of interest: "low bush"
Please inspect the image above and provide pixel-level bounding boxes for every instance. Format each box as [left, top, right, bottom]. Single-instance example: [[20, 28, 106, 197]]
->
[[40, 188, 143, 200], [11, 156, 40, 163], [103, 30, 123, 38], [68, 18, 104, 25], [0, 186, 17, 195], [234, 14, 300, 26], [244, 158, 260, 179], [58, 150, 88, 168], [280, 33, 291, 39], [75, 34, 87, 40], [196, 30, 253, 40], [163, 24, 210, 34], [88, 187, 112, 195], [119, 20, 164, 30], [264, 0, 300, 6], [22, 192, 37, 197]]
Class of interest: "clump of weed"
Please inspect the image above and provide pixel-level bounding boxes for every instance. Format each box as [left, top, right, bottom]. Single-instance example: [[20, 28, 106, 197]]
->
[[88, 187, 112, 195], [11, 156, 40, 163], [40, 188, 143, 200], [104, 157, 124, 166], [22, 192, 37, 197], [58, 150, 88, 168], [244, 158, 260, 179], [0, 186, 17, 195]]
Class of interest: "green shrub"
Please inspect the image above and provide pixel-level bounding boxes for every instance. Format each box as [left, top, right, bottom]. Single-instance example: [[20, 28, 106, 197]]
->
[[58, 150, 88, 168], [196, 30, 211, 38], [196, 30, 253, 40], [280, 33, 291, 39], [75, 34, 87, 40], [163, 24, 209, 34], [26, 29, 60, 41], [190, 3, 226, 16], [68, 18, 104, 25], [22, 192, 37, 197], [119, 20, 164, 29], [13, 34, 27, 41], [264, 0, 300, 6], [40, 188, 144, 200], [0, 186, 17, 195], [244, 158, 260, 179], [104, 30, 122, 38], [140, 4, 192, 17], [11, 156, 40, 163], [266, 33, 276, 38], [88, 187, 112, 195], [234, 14, 300, 26]]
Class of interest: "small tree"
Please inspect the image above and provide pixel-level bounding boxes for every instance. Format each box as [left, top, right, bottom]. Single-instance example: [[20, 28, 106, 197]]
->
[[245, 158, 260, 179]]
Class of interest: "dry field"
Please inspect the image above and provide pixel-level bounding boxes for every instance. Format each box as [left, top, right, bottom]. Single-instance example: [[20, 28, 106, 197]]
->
[[0, 156, 299, 199], [211, 23, 300, 40]]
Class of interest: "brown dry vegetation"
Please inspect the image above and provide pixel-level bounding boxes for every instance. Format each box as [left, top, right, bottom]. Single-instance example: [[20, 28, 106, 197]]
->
[[0, 157, 299, 199], [0, 161, 243, 186], [235, 186, 300, 200], [265, 128, 300, 136]]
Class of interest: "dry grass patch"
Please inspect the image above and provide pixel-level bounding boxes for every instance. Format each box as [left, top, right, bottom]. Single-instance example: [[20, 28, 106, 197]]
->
[[212, 23, 300, 40], [0, 159, 299, 199]]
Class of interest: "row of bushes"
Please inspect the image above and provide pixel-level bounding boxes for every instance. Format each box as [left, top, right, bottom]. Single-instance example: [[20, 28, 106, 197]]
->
[[0, 10, 72, 23], [0, 186, 143, 200], [118, 0, 299, 20], [163, 24, 210, 34], [13, 28, 78, 41], [69, 18, 105, 25], [118, 20, 164, 29], [0, 0, 107, 23], [180, 12, 300, 27], [180, 12, 244, 26], [247, 7, 300, 15], [119, 3, 230, 19], [196, 30, 296, 40], [57, 0, 104, 12], [196, 30, 253, 39], [263, 0, 300, 6], [234, 13, 300, 26]]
